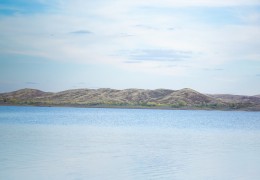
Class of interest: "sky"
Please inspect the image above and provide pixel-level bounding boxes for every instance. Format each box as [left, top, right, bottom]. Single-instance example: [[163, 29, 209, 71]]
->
[[0, 0, 260, 95]]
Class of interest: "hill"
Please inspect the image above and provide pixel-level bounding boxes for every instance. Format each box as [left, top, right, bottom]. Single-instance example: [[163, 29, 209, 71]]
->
[[1, 88, 260, 111], [209, 94, 260, 104]]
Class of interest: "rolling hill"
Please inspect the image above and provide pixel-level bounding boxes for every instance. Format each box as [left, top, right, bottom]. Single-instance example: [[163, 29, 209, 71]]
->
[[1, 88, 260, 110]]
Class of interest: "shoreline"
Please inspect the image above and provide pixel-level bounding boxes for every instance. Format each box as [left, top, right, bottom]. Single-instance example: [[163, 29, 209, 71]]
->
[[1, 103, 259, 112]]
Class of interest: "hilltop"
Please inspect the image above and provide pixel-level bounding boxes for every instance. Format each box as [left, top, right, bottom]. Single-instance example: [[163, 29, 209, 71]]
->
[[1, 88, 260, 111]]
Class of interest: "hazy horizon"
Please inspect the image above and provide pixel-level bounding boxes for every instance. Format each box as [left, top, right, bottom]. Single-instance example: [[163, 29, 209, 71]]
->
[[1, 0, 260, 95]]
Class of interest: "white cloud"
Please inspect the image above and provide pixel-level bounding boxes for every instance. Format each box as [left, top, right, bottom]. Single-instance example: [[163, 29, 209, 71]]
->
[[0, 0, 259, 77]]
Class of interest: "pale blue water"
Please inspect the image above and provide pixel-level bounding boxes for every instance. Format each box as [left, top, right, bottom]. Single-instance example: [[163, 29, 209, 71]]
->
[[0, 106, 260, 180]]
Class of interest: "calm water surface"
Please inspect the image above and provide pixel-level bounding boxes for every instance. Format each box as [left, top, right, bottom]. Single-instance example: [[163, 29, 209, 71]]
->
[[0, 106, 260, 180]]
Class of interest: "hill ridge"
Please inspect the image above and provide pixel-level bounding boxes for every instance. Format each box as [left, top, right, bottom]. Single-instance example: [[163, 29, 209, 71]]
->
[[1, 88, 260, 111]]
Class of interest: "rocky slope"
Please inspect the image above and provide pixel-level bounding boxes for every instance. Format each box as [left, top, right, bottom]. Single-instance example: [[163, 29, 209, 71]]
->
[[1, 88, 260, 110]]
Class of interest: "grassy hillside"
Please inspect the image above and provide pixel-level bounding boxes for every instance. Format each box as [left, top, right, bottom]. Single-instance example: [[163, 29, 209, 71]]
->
[[1, 88, 260, 110]]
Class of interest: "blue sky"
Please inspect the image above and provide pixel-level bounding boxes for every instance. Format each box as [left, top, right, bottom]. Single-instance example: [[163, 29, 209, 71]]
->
[[0, 0, 260, 95]]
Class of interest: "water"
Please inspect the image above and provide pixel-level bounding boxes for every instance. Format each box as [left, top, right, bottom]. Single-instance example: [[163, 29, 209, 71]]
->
[[0, 106, 260, 180]]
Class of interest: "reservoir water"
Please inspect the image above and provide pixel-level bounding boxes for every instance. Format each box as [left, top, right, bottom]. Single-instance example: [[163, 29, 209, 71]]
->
[[0, 106, 260, 179]]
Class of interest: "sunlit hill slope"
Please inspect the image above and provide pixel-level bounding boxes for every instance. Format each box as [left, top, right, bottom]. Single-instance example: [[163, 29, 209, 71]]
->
[[1, 88, 260, 110]]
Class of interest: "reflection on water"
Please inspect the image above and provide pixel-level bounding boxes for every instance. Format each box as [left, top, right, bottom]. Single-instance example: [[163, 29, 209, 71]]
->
[[0, 106, 260, 179]]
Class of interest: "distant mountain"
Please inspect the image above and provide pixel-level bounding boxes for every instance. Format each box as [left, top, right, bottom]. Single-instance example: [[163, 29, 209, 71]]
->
[[1, 88, 260, 111], [0, 88, 53, 100], [209, 94, 260, 104]]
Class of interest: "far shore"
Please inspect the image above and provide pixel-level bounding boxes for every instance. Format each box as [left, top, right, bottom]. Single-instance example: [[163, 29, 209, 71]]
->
[[1, 88, 260, 111], [1, 103, 259, 112]]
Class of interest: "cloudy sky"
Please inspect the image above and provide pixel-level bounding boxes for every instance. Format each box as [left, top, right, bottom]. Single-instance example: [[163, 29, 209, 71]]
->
[[0, 0, 260, 95]]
